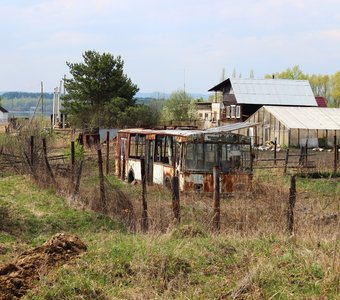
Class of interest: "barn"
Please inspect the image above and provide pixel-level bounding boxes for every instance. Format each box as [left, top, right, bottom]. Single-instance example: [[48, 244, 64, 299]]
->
[[247, 106, 340, 147]]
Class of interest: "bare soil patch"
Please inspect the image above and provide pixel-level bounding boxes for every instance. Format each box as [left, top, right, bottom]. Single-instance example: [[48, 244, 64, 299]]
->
[[0, 233, 87, 300]]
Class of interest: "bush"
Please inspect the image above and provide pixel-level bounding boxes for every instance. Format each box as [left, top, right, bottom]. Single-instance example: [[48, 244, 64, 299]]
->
[[64, 142, 84, 162]]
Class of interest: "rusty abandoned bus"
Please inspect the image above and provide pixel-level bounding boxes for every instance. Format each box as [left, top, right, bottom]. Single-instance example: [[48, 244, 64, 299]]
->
[[115, 126, 253, 193]]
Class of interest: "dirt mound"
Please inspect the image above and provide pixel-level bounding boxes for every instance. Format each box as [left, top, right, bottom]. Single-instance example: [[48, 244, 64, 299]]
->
[[0, 233, 87, 300]]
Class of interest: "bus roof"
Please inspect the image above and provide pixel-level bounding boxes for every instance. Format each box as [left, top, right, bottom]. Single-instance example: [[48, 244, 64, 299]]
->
[[118, 122, 256, 137]]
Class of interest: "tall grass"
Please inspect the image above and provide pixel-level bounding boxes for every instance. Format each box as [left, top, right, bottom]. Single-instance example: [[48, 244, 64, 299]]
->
[[1, 130, 339, 299]]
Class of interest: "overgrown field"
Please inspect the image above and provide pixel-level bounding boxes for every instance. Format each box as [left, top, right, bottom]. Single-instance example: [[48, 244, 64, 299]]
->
[[0, 127, 339, 299], [0, 170, 339, 299]]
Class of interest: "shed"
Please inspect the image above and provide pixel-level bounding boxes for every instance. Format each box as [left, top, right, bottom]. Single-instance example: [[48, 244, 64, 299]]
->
[[247, 106, 340, 147], [0, 106, 9, 123]]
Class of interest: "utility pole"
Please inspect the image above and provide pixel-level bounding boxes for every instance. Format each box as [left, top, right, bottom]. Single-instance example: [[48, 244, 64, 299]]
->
[[52, 88, 55, 128], [58, 80, 62, 123], [41, 81, 44, 119]]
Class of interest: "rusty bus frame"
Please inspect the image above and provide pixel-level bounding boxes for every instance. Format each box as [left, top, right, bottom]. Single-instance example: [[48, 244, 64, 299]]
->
[[115, 126, 253, 193]]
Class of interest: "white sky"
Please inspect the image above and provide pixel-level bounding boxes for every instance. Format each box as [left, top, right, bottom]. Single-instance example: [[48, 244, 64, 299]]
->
[[0, 0, 339, 94]]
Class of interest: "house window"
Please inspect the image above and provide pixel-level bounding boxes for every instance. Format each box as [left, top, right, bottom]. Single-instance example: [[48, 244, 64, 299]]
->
[[236, 106, 241, 119], [230, 105, 236, 119], [226, 106, 231, 118], [204, 113, 209, 120], [226, 105, 241, 119]]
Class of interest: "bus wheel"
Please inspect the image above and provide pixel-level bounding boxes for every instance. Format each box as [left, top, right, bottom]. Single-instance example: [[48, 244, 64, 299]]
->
[[164, 176, 171, 189], [128, 169, 135, 183]]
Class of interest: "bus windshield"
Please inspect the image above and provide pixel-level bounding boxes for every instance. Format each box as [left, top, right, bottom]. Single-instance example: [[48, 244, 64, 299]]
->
[[185, 142, 250, 172]]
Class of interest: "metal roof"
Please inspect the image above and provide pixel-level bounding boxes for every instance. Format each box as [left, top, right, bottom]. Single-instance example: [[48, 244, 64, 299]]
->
[[231, 79, 316, 106], [118, 128, 202, 137], [0, 106, 9, 113], [205, 122, 257, 133], [315, 96, 328, 107], [263, 106, 340, 130], [119, 123, 256, 137], [209, 78, 317, 106]]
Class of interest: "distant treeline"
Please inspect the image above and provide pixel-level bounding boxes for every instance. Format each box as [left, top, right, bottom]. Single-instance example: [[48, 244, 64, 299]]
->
[[0, 92, 158, 113], [1, 92, 54, 99], [0, 92, 53, 113]]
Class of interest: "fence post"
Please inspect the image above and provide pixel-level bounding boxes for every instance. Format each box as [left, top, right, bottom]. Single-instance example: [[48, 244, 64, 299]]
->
[[284, 148, 290, 175], [140, 157, 148, 232], [74, 160, 83, 199], [106, 131, 110, 175], [334, 135, 338, 175], [250, 144, 253, 171], [287, 175, 296, 236], [213, 166, 220, 232], [121, 152, 126, 180], [97, 148, 106, 212], [71, 140, 75, 185], [171, 176, 180, 223], [274, 138, 277, 165], [42, 138, 57, 188]]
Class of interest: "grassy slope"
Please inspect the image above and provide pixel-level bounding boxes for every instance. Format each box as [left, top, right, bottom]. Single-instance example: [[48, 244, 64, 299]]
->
[[0, 175, 339, 299]]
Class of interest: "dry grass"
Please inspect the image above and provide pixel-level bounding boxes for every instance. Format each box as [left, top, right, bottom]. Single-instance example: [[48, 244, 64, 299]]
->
[[1, 131, 339, 299]]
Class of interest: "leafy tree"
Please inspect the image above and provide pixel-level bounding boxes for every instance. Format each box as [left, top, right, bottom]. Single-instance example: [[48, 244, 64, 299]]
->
[[62, 50, 139, 128], [265, 65, 307, 80], [99, 100, 157, 128], [160, 90, 198, 122], [307, 74, 331, 99], [332, 71, 340, 107], [264, 66, 340, 106]]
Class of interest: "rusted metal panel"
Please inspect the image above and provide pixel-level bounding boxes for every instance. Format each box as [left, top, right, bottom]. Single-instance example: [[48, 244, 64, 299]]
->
[[146, 134, 156, 140], [182, 172, 236, 193], [203, 173, 213, 193], [221, 174, 233, 193]]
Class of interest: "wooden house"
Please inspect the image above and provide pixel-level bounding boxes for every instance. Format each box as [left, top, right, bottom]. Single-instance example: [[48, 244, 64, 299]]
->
[[202, 78, 317, 124]]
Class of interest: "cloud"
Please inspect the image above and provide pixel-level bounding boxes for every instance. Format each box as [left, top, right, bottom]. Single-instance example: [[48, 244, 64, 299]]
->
[[19, 31, 105, 51], [311, 29, 340, 40]]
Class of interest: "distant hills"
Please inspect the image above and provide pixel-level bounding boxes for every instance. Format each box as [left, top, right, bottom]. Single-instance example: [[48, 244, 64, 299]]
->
[[0, 91, 209, 101], [0, 92, 54, 99], [136, 92, 209, 100]]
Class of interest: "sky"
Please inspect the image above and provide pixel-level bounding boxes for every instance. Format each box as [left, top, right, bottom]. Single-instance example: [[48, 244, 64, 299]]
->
[[0, 0, 340, 95]]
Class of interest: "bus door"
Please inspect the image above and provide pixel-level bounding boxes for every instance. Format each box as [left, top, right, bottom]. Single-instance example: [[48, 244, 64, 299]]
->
[[174, 142, 181, 176], [146, 139, 154, 185], [120, 138, 127, 180]]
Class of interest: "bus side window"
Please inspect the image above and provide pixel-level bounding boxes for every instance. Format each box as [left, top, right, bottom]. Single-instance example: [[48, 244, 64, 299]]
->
[[155, 137, 162, 162], [197, 144, 204, 169], [186, 144, 195, 169], [221, 144, 231, 172]]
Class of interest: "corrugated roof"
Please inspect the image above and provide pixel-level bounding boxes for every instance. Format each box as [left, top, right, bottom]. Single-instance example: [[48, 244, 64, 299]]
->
[[0, 106, 9, 113], [205, 122, 257, 133], [118, 128, 201, 137], [119, 123, 255, 137], [263, 106, 340, 130], [230, 79, 317, 106], [315, 96, 328, 107]]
